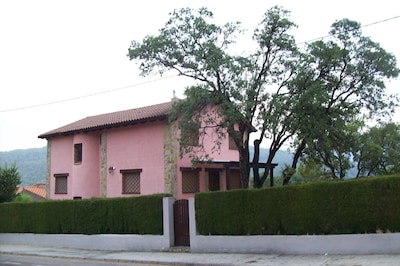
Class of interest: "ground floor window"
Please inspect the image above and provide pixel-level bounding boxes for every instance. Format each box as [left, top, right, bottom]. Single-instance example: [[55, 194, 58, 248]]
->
[[54, 173, 68, 194], [181, 168, 200, 193], [121, 169, 141, 194]]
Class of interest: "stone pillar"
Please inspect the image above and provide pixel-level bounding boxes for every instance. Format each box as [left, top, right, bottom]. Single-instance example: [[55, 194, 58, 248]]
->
[[163, 120, 178, 198], [100, 131, 107, 197]]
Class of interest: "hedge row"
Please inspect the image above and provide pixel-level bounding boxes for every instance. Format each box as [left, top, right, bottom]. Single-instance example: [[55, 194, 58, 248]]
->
[[0, 194, 167, 235], [195, 176, 400, 235]]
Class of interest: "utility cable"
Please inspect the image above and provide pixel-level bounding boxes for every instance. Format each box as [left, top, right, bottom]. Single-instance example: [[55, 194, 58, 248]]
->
[[1, 15, 398, 113], [297, 15, 400, 45], [0, 74, 179, 113]]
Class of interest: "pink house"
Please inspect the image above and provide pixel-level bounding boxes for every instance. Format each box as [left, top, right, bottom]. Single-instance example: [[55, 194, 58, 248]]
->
[[38, 100, 242, 200]]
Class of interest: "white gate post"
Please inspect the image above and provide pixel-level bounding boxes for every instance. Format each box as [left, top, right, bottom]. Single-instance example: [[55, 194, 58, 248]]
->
[[163, 197, 175, 247], [188, 197, 197, 248]]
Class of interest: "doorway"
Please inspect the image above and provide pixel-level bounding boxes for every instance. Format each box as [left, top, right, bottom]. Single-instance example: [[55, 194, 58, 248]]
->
[[208, 170, 220, 191], [173, 199, 190, 246]]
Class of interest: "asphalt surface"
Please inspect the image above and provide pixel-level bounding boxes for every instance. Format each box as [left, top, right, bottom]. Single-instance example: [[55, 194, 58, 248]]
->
[[1, 245, 400, 265]]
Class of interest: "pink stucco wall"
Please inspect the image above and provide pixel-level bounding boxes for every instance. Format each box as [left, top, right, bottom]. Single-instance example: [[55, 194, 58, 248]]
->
[[49, 136, 73, 200], [72, 133, 100, 198], [176, 122, 239, 199], [105, 121, 166, 197], [49, 133, 101, 199], [48, 106, 240, 200]]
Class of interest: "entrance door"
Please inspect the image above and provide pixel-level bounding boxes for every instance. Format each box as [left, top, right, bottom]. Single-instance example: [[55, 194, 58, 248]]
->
[[173, 199, 190, 246], [208, 171, 220, 191]]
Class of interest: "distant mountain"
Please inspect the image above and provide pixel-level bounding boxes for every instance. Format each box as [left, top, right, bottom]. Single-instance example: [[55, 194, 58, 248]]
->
[[249, 147, 293, 175], [0, 147, 46, 186]]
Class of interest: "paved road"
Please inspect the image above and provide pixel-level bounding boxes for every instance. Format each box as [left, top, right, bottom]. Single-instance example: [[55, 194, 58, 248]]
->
[[0, 254, 162, 266], [1, 245, 400, 265]]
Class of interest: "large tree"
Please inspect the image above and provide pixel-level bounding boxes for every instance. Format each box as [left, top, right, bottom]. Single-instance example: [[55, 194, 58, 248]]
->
[[128, 8, 398, 188], [283, 19, 399, 184], [128, 6, 298, 188], [0, 163, 21, 203]]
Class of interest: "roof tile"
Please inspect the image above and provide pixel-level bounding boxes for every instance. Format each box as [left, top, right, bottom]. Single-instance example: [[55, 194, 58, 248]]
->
[[39, 101, 174, 139], [17, 183, 46, 199]]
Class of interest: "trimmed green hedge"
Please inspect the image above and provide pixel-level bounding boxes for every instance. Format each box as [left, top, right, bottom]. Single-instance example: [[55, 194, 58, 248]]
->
[[195, 176, 400, 235], [0, 194, 168, 234]]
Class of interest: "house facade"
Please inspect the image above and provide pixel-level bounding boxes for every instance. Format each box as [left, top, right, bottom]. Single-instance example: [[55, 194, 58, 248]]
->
[[38, 101, 242, 200]]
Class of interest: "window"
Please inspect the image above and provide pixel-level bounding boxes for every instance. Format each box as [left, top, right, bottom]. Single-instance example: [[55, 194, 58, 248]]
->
[[229, 134, 239, 150], [181, 168, 200, 193], [74, 143, 82, 164], [182, 127, 199, 146], [54, 173, 68, 194], [121, 169, 142, 194]]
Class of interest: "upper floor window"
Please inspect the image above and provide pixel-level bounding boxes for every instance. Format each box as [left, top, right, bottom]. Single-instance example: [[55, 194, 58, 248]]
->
[[181, 127, 199, 146], [229, 135, 239, 150], [74, 143, 82, 164]]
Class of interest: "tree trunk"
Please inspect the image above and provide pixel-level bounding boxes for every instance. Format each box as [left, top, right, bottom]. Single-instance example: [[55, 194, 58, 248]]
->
[[257, 143, 278, 188], [238, 128, 250, 189], [239, 145, 250, 188], [252, 139, 261, 188], [283, 139, 306, 185]]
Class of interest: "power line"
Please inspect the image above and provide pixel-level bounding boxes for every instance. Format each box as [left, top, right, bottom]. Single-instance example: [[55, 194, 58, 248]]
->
[[1, 16, 398, 113], [0, 74, 179, 113], [297, 15, 400, 45]]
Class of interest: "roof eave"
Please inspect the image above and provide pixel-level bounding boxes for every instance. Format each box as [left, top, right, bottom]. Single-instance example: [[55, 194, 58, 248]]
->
[[38, 114, 169, 139]]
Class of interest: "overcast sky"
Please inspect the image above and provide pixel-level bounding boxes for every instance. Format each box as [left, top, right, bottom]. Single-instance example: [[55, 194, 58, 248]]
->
[[0, 0, 399, 152]]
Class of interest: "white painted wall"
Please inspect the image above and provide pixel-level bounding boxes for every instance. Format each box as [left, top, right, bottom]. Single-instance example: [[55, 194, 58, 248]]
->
[[188, 198, 400, 255]]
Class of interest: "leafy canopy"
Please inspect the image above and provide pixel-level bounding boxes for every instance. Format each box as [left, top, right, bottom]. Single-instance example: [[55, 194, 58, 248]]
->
[[128, 7, 399, 187]]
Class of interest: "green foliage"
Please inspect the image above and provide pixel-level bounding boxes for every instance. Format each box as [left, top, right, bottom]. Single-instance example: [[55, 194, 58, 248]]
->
[[296, 159, 331, 183], [285, 18, 399, 183], [353, 122, 400, 177], [0, 163, 21, 203], [128, 6, 399, 189], [302, 121, 361, 179], [14, 194, 32, 203], [0, 194, 167, 234], [128, 6, 299, 188], [280, 165, 296, 183], [195, 176, 400, 235]]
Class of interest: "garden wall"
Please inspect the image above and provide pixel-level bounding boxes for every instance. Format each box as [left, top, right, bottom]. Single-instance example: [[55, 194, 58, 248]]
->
[[0, 197, 174, 251], [188, 198, 400, 254]]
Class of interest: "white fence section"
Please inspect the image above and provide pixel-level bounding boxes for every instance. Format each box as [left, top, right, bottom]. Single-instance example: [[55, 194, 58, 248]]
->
[[0, 197, 175, 251], [2, 197, 400, 254]]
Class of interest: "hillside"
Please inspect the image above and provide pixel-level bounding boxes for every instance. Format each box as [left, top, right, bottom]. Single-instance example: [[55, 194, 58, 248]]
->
[[251, 147, 292, 174], [0, 147, 47, 186]]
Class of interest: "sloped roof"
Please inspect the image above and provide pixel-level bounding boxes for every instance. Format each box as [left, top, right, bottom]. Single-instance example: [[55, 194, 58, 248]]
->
[[17, 183, 46, 199], [38, 101, 174, 139]]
